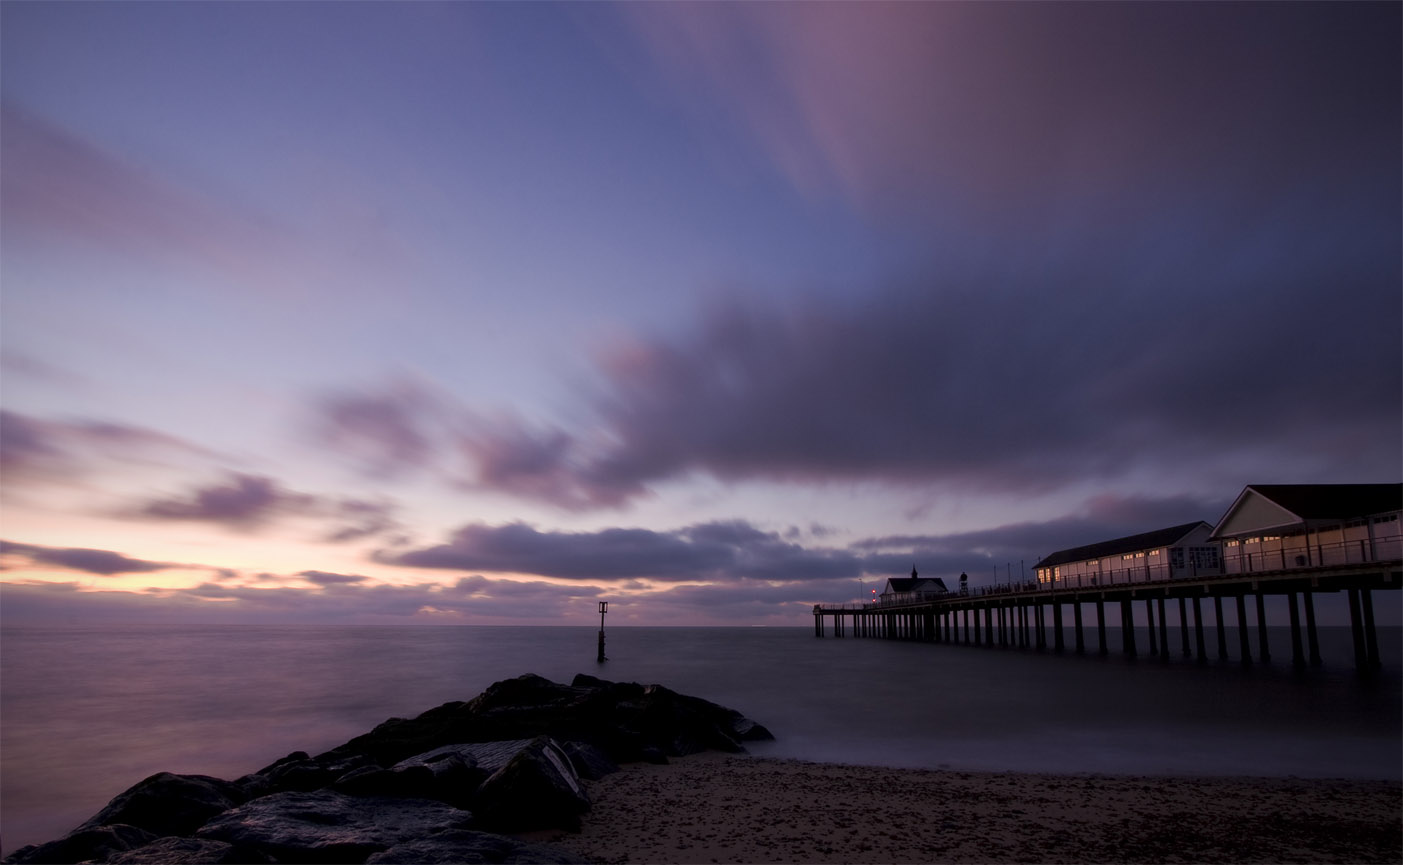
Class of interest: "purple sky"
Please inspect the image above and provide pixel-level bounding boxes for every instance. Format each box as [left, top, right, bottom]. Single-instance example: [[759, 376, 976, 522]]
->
[[2, 3, 1399, 626]]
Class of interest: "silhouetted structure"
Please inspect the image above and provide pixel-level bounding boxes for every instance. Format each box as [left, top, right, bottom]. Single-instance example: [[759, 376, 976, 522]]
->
[[813, 484, 1401, 672]]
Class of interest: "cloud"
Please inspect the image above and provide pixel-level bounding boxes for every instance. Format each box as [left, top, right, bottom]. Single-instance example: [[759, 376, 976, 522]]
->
[[138, 473, 313, 526], [0, 409, 224, 482], [130, 472, 402, 542], [0, 540, 174, 576], [379, 519, 866, 583], [0, 100, 299, 284], [621, 4, 1401, 223], [297, 570, 368, 586], [0, 572, 612, 626], [312, 382, 445, 478]]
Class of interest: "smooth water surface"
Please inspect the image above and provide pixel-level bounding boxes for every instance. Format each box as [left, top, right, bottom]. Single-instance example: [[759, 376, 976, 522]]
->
[[2, 625, 1399, 852]]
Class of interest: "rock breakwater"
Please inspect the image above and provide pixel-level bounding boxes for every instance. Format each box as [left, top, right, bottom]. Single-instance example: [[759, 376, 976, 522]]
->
[[4, 673, 773, 864]]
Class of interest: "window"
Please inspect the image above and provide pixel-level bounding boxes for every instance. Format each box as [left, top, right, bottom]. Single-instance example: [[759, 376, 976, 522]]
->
[[1263, 535, 1281, 542], [1226, 539, 1240, 547], [1374, 514, 1398, 524], [1122, 554, 1136, 561], [1170, 548, 1185, 569], [1244, 537, 1259, 545], [1189, 547, 1220, 569], [1135, 551, 1146, 559], [1148, 549, 1161, 557]]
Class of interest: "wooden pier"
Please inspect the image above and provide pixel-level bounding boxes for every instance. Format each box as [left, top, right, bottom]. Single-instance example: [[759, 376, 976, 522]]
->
[[813, 559, 1401, 671]]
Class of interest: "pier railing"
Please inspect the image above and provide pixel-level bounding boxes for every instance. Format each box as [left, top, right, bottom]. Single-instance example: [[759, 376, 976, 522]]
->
[[824, 537, 1403, 608]]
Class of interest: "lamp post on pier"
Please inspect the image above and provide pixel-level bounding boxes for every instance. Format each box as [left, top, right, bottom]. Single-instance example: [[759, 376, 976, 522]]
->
[[597, 601, 608, 663]]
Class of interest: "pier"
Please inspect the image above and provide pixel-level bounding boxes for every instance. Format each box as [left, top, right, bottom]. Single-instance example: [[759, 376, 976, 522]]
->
[[813, 558, 1400, 671]]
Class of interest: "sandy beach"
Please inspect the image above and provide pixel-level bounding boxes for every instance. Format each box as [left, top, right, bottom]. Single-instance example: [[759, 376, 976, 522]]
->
[[527, 752, 1402, 864]]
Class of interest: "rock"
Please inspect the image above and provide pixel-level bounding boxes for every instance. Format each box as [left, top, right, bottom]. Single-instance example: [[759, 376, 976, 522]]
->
[[73, 772, 246, 839], [319, 673, 773, 769], [194, 791, 473, 864], [104, 837, 269, 864], [365, 830, 586, 864], [472, 737, 589, 833], [10, 674, 773, 859], [560, 740, 618, 780], [3, 824, 157, 864]]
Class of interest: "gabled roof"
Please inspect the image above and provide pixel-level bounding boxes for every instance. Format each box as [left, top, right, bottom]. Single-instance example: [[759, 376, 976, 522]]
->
[[1238, 484, 1400, 520], [883, 577, 948, 594], [1033, 522, 1210, 570], [1210, 484, 1402, 539]]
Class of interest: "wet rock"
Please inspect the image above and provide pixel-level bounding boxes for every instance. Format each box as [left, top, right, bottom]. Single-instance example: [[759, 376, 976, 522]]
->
[[73, 772, 246, 839], [560, 740, 618, 780], [194, 791, 473, 864], [365, 830, 586, 864], [3, 824, 157, 864], [472, 737, 589, 833], [320, 673, 773, 768], [104, 837, 270, 864]]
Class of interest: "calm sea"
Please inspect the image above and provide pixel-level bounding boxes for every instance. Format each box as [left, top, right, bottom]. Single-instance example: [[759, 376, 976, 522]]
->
[[2, 624, 1399, 853]]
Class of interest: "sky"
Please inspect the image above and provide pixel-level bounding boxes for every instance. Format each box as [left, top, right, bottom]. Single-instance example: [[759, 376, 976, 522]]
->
[[2, 2, 1399, 627]]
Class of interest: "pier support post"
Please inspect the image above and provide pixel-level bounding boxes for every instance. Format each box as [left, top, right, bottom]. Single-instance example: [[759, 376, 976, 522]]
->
[[1034, 603, 1044, 650], [985, 607, 994, 646], [1121, 599, 1137, 657], [1178, 598, 1190, 657], [1287, 592, 1305, 669], [1236, 594, 1252, 665], [1255, 593, 1270, 664], [1303, 591, 1322, 665], [1193, 596, 1206, 663], [1096, 599, 1107, 655], [1215, 597, 1228, 660], [1145, 599, 1157, 657], [1053, 600, 1065, 653], [815, 612, 823, 637], [1361, 589, 1381, 671], [1157, 597, 1169, 660], [1018, 604, 1027, 649], [1348, 588, 1366, 669], [1073, 601, 1085, 655]]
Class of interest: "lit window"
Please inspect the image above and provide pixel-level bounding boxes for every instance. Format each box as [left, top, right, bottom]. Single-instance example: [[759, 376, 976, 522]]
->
[[1123, 554, 1135, 561], [1149, 549, 1160, 556], [1227, 540, 1240, 547], [1263, 535, 1280, 542]]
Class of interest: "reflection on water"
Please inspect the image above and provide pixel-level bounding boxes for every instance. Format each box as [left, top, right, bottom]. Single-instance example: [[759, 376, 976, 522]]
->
[[2, 625, 1398, 853]]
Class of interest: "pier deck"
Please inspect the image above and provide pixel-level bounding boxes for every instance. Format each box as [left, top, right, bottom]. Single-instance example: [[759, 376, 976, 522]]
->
[[814, 559, 1401, 670]]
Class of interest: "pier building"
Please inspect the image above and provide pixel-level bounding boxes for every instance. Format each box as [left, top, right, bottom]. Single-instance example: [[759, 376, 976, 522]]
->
[[880, 567, 948, 603], [813, 483, 1401, 672], [1032, 521, 1220, 588], [1210, 484, 1401, 573]]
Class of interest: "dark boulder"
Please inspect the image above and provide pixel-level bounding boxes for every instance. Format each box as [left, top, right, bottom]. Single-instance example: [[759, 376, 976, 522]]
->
[[365, 830, 586, 864], [194, 791, 473, 864], [104, 837, 270, 864], [238, 752, 371, 798], [560, 740, 618, 780], [3, 824, 157, 864], [73, 772, 245, 839], [472, 737, 589, 833], [319, 673, 772, 769]]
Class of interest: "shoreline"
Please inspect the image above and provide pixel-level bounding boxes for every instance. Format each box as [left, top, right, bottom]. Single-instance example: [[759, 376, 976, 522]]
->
[[525, 751, 1403, 864]]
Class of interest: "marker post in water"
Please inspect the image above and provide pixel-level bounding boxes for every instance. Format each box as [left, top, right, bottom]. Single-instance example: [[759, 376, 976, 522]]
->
[[597, 601, 608, 663]]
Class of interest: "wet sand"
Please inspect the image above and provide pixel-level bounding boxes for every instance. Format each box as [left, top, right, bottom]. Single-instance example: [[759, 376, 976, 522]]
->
[[528, 752, 1402, 864]]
